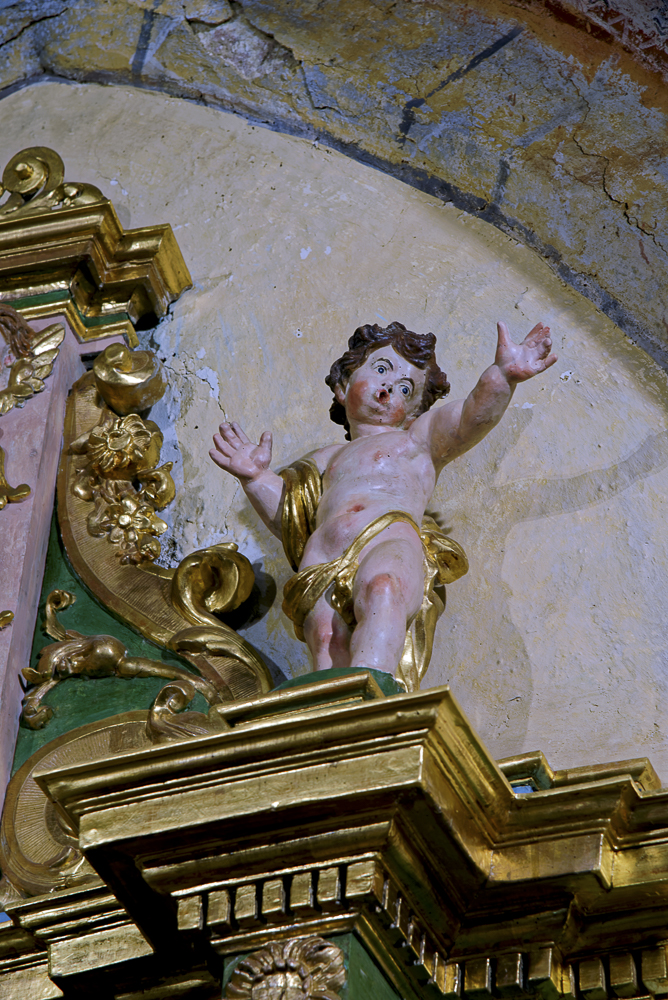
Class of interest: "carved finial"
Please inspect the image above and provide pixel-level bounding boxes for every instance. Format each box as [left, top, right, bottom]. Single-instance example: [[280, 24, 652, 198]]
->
[[0, 147, 104, 218], [93, 343, 167, 415]]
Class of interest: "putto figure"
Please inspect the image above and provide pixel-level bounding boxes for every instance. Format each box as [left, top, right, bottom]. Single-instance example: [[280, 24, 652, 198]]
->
[[210, 320, 556, 689]]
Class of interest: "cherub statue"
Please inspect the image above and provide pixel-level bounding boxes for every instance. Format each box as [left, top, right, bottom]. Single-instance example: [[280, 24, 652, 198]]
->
[[210, 320, 556, 689]]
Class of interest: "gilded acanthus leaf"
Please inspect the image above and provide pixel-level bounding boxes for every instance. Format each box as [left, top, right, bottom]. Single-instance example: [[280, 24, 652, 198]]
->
[[21, 591, 224, 730], [0, 304, 65, 416]]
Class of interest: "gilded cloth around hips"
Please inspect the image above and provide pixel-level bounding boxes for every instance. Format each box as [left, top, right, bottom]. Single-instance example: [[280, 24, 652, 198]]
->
[[279, 458, 468, 691]]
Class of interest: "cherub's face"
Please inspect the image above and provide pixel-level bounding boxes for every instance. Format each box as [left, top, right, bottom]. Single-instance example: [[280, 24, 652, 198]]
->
[[335, 345, 426, 429]]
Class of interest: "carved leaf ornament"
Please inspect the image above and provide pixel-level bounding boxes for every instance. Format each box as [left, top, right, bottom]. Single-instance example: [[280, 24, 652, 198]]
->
[[20, 589, 226, 731], [0, 304, 64, 416], [225, 937, 346, 1000], [0, 304, 65, 510]]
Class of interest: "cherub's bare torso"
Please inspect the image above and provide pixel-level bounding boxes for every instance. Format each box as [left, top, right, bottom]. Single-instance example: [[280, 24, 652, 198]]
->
[[301, 429, 437, 568]]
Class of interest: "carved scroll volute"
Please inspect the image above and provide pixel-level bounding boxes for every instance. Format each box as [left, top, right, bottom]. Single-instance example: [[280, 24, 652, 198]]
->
[[146, 679, 230, 743], [172, 544, 255, 625], [168, 543, 273, 695], [0, 712, 154, 898], [0, 146, 104, 217]]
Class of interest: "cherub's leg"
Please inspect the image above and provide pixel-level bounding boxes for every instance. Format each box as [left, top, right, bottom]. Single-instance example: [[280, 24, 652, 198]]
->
[[349, 537, 424, 675], [303, 591, 352, 671]]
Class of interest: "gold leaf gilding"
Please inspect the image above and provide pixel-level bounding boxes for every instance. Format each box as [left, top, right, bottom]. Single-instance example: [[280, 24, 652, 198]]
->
[[93, 342, 167, 416], [71, 409, 175, 565], [0, 147, 104, 218], [225, 937, 346, 1000], [0, 303, 64, 417]]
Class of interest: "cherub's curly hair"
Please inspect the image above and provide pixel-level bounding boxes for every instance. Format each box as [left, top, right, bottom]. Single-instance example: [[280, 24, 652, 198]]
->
[[325, 321, 450, 439]]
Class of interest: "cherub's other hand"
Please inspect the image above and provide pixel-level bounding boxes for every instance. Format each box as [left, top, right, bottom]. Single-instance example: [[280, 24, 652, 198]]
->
[[495, 321, 557, 383], [209, 421, 272, 482]]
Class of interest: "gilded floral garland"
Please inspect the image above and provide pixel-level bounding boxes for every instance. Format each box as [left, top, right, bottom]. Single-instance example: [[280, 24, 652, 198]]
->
[[71, 409, 175, 565]]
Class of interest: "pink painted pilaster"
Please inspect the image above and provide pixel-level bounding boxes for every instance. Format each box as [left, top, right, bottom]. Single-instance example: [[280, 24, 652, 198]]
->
[[0, 317, 124, 808]]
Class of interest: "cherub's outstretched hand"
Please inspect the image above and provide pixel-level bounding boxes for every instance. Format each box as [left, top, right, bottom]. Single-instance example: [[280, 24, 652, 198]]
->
[[495, 321, 557, 383], [209, 421, 272, 482]]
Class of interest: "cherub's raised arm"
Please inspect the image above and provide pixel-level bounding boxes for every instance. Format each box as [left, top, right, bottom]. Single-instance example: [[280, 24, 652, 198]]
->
[[424, 321, 557, 468], [209, 421, 285, 539]]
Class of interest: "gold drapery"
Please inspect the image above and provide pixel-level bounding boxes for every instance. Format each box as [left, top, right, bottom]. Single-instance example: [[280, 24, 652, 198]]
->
[[279, 458, 468, 691]]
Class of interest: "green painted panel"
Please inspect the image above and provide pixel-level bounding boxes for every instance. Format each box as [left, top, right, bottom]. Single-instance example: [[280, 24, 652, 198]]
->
[[346, 933, 402, 1000], [6, 290, 129, 330], [221, 932, 401, 999], [12, 514, 206, 774]]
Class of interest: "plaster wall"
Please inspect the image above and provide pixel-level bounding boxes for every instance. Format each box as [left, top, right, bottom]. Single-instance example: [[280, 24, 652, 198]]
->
[[2, 82, 667, 776]]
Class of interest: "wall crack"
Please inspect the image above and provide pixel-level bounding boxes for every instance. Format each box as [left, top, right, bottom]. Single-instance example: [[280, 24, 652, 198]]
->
[[0, 8, 67, 52]]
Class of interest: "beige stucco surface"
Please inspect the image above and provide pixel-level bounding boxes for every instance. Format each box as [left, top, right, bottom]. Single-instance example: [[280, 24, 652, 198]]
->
[[2, 81, 667, 775]]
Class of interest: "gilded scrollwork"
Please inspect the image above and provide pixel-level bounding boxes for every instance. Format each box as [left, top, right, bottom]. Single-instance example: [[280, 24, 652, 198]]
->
[[0, 146, 104, 218], [0, 304, 65, 416], [146, 678, 230, 742], [59, 354, 273, 701], [20, 590, 225, 730], [0, 711, 154, 897], [166, 542, 273, 694], [225, 937, 346, 1000], [71, 408, 175, 564]]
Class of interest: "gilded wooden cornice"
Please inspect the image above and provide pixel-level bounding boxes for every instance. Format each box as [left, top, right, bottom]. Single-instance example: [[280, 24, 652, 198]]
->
[[9, 674, 666, 1000], [0, 147, 191, 344]]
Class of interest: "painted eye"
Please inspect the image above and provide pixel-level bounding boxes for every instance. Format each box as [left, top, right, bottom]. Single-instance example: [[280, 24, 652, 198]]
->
[[400, 385, 410, 396], [376, 365, 386, 374]]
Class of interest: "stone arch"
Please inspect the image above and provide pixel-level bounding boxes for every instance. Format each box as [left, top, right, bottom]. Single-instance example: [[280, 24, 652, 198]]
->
[[1, 0, 667, 364]]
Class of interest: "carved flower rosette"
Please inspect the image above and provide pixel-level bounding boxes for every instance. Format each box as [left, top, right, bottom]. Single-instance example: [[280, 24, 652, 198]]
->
[[225, 937, 346, 1000], [71, 409, 175, 565]]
